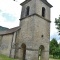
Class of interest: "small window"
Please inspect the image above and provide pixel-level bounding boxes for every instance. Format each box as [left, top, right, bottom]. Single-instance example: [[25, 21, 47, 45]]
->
[[26, 6, 30, 16], [42, 7, 45, 17]]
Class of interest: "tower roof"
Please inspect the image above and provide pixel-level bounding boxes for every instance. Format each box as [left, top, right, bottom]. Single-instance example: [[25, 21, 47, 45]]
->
[[20, 0, 31, 6], [20, 0, 53, 8], [41, 0, 53, 8]]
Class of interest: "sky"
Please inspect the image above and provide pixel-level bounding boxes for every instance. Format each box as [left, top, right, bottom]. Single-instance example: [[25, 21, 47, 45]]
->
[[0, 0, 60, 43]]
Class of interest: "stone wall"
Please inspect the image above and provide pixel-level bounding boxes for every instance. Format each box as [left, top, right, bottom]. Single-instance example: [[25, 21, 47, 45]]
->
[[0, 34, 13, 57], [36, 0, 50, 20], [0, 36, 2, 47], [17, 15, 50, 60]]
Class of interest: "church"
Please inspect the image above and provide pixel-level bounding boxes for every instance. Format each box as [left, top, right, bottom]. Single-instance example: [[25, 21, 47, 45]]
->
[[0, 0, 52, 60]]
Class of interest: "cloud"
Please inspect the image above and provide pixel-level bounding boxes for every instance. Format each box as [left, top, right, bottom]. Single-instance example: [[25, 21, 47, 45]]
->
[[0, 10, 20, 28], [50, 31, 60, 43], [0, 8, 20, 28], [0, 0, 21, 18], [2, 13, 16, 22], [0, 9, 17, 22], [57, 40, 60, 43], [0, 16, 20, 28], [50, 33, 59, 40], [0, 15, 6, 22], [0, 10, 2, 12], [0, 0, 21, 28]]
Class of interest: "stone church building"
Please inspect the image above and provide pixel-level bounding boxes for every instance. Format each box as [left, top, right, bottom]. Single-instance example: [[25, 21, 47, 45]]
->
[[0, 0, 52, 60]]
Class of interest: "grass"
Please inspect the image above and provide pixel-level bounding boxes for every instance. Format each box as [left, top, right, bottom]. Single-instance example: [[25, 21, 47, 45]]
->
[[49, 55, 60, 60], [49, 58, 60, 60], [0, 54, 60, 60], [0, 54, 18, 60]]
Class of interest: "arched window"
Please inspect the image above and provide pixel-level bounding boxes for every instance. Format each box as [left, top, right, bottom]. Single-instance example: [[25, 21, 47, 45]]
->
[[26, 6, 30, 16], [42, 7, 45, 17]]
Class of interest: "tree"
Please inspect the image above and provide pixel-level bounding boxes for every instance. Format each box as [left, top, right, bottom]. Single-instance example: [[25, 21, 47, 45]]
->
[[55, 15, 60, 35], [54, 15, 60, 58], [53, 47, 60, 58], [49, 38, 58, 55], [59, 43, 60, 48], [49, 38, 60, 58]]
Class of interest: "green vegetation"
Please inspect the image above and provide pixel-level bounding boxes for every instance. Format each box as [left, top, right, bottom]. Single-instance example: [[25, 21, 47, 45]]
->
[[50, 38, 60, 59], [0, 26, 9, 31], [49, 58, 60, 60], [0, 54, 60, 60], [55, 15, 60, 35], [49, 15, 60, 59], [49, 55, 60, 60], [0, 54, 18, 60]]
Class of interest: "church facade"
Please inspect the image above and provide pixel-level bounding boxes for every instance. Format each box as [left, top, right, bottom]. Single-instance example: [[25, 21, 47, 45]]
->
[[0, 0, 52, 60]]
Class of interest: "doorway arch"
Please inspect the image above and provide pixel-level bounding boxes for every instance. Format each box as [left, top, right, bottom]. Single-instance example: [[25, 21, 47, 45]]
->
[[38, 45, 44, 60], [21, 43, 26, 60]]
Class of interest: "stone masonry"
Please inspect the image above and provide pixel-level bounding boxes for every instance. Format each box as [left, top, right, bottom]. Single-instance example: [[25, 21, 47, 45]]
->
[[0, 0, 52, 60]]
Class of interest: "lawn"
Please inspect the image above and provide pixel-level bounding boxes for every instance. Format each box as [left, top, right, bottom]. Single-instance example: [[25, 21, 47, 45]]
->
[[0, 54, 60, 60], [49, 58, 60, 60], [49, 55, 60, 60]]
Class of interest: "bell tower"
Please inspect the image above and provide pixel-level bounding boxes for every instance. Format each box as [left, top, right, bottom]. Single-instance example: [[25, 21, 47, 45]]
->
[[17, 0, 53, 60], [20, 0, 52, 20]]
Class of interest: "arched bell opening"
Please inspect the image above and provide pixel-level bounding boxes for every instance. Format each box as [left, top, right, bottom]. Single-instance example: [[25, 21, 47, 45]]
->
[[26, 6, 30, 16], [42, 7, 45, 17]]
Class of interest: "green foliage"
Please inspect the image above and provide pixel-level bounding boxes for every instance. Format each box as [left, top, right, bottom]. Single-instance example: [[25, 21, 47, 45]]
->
[[49, 58, 60, 60], [0, 26, 9, 31], [50, 38, 60, 59], [53, 47, 60, 58], [49, 38, 58, 55], [55, 15, 60, 35]]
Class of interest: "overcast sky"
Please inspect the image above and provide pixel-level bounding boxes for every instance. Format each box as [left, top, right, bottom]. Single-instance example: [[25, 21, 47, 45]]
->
[[0, 0, 60, 42]]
